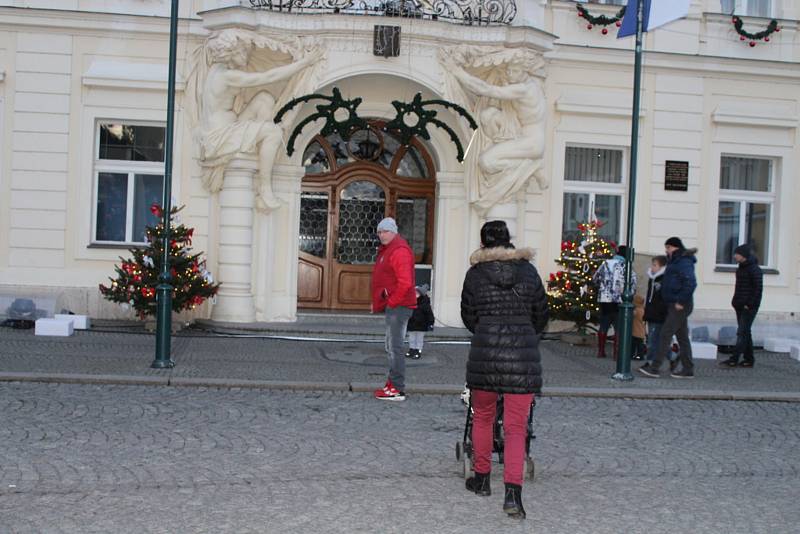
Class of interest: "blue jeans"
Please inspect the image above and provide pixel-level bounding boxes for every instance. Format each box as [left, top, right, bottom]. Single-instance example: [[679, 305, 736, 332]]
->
[[646, 322, 662, 362], [385, 306, 412, 391]]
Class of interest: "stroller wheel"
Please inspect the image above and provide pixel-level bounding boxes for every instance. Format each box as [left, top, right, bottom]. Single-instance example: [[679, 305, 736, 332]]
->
[[523, 457, 535, 481], [463, 453, 472, 480]]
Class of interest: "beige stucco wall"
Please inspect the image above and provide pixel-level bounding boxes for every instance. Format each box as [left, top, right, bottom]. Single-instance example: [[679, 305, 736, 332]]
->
[[0, 1, 798, 326]]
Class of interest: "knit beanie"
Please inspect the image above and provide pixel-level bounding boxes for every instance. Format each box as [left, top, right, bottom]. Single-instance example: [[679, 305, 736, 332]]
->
[[734, 244, 752, 257], [377, 217, 398, 234], [664, 236, 685, 249]]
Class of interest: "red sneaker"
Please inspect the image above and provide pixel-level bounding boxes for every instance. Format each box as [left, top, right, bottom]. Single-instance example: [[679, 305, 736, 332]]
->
[[373, 379, 392, 397], [374, 384, 406, 402]]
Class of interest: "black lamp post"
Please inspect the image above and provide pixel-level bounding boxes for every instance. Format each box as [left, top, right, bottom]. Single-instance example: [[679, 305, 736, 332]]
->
[[613, 0, 644, 382], [152, 0, 180, 369]]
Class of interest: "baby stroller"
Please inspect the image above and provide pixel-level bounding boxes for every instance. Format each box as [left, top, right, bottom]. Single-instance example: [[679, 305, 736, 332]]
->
[[455, 389, 537, 481]]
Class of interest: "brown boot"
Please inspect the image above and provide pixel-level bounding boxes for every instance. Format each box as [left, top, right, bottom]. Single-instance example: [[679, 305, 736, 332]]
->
[[597, 332, 607, 358]]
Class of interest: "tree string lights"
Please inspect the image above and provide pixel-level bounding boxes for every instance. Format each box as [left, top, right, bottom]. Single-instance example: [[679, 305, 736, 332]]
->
[[99, 204, 220, 319], [547, 220, 615, 328]]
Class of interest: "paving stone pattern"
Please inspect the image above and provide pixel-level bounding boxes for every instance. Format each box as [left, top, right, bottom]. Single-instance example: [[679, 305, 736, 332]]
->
[[1, 383, 799, 533], [1, 329, 799, 396]]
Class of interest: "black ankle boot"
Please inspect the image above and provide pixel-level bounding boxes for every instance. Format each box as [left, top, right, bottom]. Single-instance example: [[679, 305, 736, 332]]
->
[[503, 483, 526, 518], [465, 472, 491, 496]]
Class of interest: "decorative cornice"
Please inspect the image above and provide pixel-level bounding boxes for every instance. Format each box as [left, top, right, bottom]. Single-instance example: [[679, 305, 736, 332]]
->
[[713, 102, 798, 129], [82, 61, 185, 91]]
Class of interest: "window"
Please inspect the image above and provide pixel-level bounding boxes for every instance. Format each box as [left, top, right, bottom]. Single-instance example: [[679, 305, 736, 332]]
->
[[716, 156, 775, 267], [93, 122, 165, 244], [562, 146, 625, 244], [720, 0, 771, 17]]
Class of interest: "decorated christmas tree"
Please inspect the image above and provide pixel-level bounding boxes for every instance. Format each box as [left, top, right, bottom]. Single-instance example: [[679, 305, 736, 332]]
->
[[99, 204, 220, 319], [547, 220, 615, 328]]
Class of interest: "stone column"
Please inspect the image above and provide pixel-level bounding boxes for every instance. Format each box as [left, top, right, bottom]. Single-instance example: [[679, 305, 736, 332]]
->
[[211, 156, 258, 323]]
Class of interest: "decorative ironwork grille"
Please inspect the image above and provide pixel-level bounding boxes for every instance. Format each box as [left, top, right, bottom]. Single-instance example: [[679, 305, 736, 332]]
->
[[299, 192, 330, 258], [336, 181, 385, 264], [247, 0, 517, 26]]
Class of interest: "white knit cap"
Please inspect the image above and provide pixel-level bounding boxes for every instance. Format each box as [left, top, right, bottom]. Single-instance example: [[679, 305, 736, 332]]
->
[[377, 217, 398, 234]]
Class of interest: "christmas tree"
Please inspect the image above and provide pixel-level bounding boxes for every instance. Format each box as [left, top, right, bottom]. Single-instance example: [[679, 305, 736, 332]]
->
[[547, 220, 615, 328], [99, 204, 220, 319]]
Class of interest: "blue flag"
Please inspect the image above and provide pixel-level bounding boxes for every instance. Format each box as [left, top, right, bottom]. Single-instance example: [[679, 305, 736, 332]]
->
[[617, 0, 690, 38]]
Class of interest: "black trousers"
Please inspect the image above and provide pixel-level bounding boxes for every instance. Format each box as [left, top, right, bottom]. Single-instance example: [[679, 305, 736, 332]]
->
[[734, 307, 757, 363], [651, 303, 693, 372]]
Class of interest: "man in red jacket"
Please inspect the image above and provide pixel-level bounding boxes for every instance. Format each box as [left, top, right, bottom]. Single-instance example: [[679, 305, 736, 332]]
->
[[371, 217, 416, 401]]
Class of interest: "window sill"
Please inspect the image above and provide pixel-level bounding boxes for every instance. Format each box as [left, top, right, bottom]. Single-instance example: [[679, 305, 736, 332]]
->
[[714, 266, 779, 275], [88, 243, 147, 250]]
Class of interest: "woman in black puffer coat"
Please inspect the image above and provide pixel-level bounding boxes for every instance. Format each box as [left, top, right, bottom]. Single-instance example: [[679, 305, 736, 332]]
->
[[460, 221, 548, 519]]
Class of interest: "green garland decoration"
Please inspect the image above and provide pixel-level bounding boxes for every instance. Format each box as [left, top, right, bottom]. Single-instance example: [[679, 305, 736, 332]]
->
[[274, 87, 368, 156], [576, 3, 625, 32], [731, 15, 780, 46], [383, 93, 477, 162]]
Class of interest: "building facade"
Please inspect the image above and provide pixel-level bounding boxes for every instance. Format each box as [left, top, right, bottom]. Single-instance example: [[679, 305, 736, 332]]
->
[[0, 0, 798, 328]]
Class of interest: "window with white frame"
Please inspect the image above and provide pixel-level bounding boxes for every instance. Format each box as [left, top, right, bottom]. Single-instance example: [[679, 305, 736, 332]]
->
[[716, 156, 775, 267], [720, 0, 771, 17], [93, 122, 166, 244], [562, 146, 625, 244]]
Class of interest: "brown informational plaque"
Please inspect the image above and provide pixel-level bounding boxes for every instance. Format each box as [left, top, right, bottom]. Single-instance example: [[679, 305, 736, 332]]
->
[[665, 160, 689, 191]]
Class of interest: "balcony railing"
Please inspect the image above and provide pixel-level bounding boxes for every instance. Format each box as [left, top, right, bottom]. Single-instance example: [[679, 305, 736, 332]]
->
[[247, 0, 517, 26]]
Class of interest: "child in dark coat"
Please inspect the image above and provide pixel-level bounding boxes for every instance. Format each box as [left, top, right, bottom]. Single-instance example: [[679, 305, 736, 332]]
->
[[406, 284, 435, 359]]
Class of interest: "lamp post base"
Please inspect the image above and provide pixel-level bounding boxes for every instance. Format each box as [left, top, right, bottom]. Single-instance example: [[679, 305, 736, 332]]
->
[[611, 371, 634, 382], [150, 358, 176, 369]]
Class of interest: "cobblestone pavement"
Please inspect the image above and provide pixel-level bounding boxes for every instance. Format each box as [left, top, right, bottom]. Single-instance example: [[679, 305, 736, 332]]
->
[[2, 382, 799, 534], [1, 328, 799, 398]]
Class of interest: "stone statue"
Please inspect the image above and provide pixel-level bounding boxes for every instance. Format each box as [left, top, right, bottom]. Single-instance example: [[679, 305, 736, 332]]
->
[[187, 30, 324, 213], [439, 46, 547, 214]]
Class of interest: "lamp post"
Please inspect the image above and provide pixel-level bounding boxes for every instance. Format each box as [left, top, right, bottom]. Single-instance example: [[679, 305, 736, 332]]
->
[[152, 0, 180, 369], [612, 0, 644, 382]]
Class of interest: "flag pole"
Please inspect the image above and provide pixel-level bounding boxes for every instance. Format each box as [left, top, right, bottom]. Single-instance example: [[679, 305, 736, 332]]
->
[[612, 0, 644, 381]]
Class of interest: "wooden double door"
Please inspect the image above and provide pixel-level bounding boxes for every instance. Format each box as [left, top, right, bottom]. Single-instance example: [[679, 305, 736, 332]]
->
[[297, 165, 434, 310]]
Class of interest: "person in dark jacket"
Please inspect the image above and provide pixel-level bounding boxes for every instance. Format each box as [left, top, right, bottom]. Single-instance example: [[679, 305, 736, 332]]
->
[[639, 237, 697, 379], [406, 284, 435, 359], [460, 220, 548, 520], [720, 244, 763, 368]]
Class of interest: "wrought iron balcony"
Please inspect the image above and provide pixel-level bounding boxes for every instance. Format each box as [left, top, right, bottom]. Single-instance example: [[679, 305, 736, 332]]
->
[[247, 0, 517, 26]]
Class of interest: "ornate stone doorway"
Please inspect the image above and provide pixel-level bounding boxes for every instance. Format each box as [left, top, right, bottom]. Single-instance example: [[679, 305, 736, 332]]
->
[[297, 121, 436, 310]]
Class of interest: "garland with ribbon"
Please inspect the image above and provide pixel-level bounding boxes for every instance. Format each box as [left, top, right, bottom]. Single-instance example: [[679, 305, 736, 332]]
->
[[576, 3, 626, 35], [732, 15, 780, 47]]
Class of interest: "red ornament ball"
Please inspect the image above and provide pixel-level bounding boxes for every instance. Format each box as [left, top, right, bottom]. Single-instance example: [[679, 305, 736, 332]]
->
[[765, 37, 770, 42], [616, 21, 622, 27], [775, 27, 780, 32], [587, 24, 593, 30], [740, 35, 746, 41], [749, 41, 756, 47], [602, 28, 609, 35]]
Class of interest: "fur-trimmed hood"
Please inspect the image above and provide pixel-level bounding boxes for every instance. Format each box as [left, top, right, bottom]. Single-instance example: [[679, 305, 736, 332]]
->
[[469, 246, 535, 290], [469, 246, 535, 266]]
